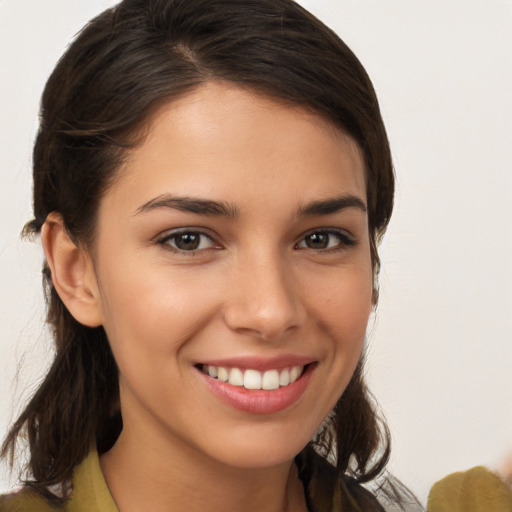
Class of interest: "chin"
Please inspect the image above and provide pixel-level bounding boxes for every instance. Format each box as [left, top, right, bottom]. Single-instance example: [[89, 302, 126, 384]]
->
[[200, 422, 320, 470]]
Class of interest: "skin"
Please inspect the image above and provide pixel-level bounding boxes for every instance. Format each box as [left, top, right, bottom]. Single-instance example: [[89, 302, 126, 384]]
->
[[43, 82, 373, 512]]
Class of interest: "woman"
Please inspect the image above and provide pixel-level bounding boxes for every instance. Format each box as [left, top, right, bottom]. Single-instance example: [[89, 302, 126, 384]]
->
[[1, 0, 422, 510]]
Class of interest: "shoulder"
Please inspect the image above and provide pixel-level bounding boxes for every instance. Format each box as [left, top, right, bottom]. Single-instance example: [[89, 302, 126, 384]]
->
[[0, 487, 60, 512], [297, 447, 387, 511], [0, 449, 118, 512], [298, 447, 424, 511], [427, 465, 512, 512]]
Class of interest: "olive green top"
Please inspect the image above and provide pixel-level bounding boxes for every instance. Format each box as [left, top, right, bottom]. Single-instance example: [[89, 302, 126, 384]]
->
[[427, 465, 512, 512], [0, 450, 118, 512], [0, 447, 396, 511]]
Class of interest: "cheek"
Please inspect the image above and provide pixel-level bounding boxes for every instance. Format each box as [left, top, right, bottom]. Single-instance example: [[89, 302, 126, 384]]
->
[[96, 262, 220, 372], [304, 264, 373, 387], [306, 263, 373, 334]]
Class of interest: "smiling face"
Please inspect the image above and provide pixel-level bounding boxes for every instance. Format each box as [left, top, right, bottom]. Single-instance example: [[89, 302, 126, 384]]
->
[[89, 82, 373, 470]]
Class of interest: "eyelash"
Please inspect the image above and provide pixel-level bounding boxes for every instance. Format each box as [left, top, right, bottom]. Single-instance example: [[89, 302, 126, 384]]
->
[[295, 229, 356, 252], [157, 229, 219, 254], [156, 228, 356, 255]]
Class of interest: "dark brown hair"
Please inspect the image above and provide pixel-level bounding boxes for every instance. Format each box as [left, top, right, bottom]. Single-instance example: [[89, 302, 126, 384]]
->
[[2, 0, 404, 509]]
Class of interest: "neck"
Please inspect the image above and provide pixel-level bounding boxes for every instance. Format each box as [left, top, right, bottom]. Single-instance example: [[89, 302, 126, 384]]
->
[[100, 424, 307, 512]]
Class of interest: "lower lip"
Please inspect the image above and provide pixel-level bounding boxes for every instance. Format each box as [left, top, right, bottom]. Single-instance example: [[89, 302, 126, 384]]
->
[[198, 365, 314, 415]]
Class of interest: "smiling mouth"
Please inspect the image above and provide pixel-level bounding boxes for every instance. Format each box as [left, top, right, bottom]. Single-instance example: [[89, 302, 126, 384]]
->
[[199, 364, 307, 391]]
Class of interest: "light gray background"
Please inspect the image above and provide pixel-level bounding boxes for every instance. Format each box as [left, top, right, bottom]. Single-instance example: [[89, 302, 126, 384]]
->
[[1, 0, 511, 505]]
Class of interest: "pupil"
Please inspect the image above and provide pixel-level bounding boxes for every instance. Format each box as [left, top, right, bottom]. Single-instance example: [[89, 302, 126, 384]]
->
[[176, 233, 200, 250], [307, 232, 328, 249]]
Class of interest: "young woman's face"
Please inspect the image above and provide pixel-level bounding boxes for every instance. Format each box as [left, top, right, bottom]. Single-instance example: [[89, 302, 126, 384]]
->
[[91, 82, 373, 469]]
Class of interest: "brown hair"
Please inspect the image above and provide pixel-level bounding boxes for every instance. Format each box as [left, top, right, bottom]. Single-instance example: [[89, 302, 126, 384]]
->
[[2, 0, 403, 509]]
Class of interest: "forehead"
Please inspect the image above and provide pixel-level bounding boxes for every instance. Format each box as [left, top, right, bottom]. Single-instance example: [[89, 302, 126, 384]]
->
[[106, 82, 367, 214]]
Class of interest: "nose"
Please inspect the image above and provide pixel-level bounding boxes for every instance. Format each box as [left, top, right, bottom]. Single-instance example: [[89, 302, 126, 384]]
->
[[222, 250, 305, 341]]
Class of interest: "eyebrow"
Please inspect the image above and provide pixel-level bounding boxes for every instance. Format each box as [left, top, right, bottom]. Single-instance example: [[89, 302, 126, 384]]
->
[[135, 195, 239, 217], [135, 193, 366, 218], [298, 195, 367, 216]]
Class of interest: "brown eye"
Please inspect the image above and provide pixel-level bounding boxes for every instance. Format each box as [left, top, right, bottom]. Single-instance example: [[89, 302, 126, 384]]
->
[[296, 230, 355, 251], [174, 233, 201, 250], [159, 230, 217, 252], [304, 232, 330, 249]]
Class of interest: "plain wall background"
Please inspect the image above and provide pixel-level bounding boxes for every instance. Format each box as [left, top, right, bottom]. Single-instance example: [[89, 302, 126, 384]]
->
[[1, 0, 511, 505]]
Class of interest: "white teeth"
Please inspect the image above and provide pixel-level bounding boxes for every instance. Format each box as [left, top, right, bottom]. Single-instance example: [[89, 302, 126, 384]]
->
[[289, 366, 301, 383], [217, 367, 229, 382], [228, 368, 244, 386], [244, 369, 262, 390], [279, 368, 290, 387], [202, 364, 305, 390], [261, 370, 280, 390]]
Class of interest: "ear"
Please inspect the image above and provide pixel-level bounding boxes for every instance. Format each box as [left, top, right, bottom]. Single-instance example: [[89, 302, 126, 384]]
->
[[41, 213, 103, 327]]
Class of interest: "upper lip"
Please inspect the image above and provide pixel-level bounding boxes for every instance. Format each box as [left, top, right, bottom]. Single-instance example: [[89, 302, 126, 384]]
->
[[197, 354, 316, 372]]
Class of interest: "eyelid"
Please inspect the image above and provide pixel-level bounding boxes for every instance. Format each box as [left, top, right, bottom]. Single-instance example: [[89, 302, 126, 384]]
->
[[156, 227, 221, 253], [295, 228, 356, 250]]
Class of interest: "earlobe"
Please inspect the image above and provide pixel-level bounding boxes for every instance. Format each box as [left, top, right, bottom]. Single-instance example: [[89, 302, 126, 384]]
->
[[41, 213, 103, 327]]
